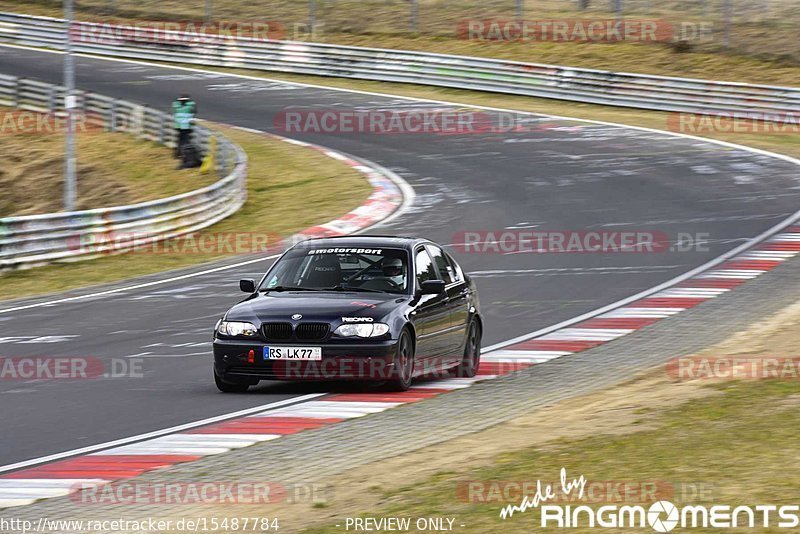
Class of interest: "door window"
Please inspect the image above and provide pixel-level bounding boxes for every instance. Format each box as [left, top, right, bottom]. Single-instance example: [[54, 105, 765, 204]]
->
[[415, 248, 438, 287], [426, 245, 456, 285]]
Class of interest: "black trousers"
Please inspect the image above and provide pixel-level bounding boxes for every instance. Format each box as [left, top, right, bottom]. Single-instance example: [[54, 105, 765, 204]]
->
[[175, 129, 193, 158]]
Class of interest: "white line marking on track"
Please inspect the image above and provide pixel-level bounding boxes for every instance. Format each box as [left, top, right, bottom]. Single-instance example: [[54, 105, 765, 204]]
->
[[0, 44, 799, 487], [178, 434, 281, 442], [136, 439, 254, 449], [0, 480, 108, 489], [98, 445, 231, 455], [739, 251, 797, 260], [771, 233, 800, 242], [598, 308, 684, 318], [696, 270, 765, 279], [0, 498, 36, 508], [0, 488, 75, 498], [0, 394, 324, 474], [482, 350, 571, 362], [654, 288, 730, 297], [537, 328, 634, 341]]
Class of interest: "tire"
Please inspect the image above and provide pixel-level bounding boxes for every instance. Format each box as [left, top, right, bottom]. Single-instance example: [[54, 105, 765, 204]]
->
[[214, 371, 251, 393], [384, 330, 415, 391], [456, 319, 481, 378]]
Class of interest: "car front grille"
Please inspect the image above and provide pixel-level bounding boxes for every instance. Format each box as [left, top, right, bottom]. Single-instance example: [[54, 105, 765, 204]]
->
[[261, 322, 329, 341], [262, 322, 293, 341], [296, 323, 330, 341]]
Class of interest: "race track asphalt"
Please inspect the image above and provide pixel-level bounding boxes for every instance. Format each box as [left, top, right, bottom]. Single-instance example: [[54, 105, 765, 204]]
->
[[1, 46, 799, 466]]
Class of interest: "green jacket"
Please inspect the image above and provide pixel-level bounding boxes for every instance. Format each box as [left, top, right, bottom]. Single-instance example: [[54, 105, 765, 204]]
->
[[172, 99, 197, 130]]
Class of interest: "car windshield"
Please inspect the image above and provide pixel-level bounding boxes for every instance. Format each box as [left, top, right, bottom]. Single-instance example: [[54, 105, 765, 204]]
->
[[260, 246, 410, 294]]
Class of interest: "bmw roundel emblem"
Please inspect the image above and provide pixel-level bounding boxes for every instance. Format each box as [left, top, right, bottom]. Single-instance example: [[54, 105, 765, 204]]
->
[[291, 314, 303, 320]]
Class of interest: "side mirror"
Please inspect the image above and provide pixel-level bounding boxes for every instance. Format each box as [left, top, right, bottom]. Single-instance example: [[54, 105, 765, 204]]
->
[[420, 280, 446, 295], [239, 279, 256, 293]]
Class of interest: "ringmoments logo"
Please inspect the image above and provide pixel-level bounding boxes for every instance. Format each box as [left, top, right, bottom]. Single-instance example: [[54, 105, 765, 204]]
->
[[500, 468, 800, 531]]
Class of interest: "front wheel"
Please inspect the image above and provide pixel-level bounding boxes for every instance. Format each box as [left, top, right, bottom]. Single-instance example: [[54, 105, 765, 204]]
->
[[384, 331, 415, 391], [214, 371, 251, 393], [456, 319, 481, 378]]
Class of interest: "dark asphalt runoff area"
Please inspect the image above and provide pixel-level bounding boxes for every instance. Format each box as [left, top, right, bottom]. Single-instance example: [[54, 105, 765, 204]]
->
[[0, 46, 798, 467]]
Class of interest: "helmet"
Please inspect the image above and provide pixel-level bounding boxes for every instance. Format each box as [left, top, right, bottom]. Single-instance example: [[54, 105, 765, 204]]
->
[[382, 257, 404, 278]]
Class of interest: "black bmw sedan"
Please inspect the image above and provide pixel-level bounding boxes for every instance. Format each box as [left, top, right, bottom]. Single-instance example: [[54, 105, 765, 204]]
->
[[213, 236, 482, 392]]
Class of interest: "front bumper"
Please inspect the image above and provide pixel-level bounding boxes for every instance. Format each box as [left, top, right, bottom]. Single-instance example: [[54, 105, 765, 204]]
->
[[213, 338, 400, 382]]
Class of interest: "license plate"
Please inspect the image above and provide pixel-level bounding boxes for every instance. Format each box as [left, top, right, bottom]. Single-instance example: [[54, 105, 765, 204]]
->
[[263, 346, 322, 361]]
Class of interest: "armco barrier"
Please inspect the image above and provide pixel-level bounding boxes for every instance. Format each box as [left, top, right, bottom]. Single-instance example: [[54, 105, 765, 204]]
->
[[0, 74, 247, 269], [0, 12, 797, 117]]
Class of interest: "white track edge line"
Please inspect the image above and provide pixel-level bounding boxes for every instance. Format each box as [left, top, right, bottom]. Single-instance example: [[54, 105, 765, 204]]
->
[[0, 393, 325, 474], [483, 205, 800, 352], [0, 43, 798, 475]]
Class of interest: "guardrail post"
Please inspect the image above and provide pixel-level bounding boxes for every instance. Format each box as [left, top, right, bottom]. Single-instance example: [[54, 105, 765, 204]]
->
[[109, 100, 117, 132], [47, 86, 57, 112], [11, 78, 19, 108], [411, 0, 419, 33], [217, 135, 227, 176], [515, 0, 523, 21], [158, 113, 166, 144]]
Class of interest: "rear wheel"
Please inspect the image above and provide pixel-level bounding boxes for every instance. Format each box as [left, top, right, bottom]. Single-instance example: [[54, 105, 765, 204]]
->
[[214, 371, 251, 393], [456, 320, 481, 378], [384, 331, 414, 391]]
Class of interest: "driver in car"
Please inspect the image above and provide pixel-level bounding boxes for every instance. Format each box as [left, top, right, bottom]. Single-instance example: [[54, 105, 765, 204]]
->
[[382, 257, 406, 289]]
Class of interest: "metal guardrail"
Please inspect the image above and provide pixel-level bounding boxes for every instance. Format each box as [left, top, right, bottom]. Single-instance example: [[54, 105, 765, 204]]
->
[[0, 72, 247, 269], [0, 12, 797, 117]]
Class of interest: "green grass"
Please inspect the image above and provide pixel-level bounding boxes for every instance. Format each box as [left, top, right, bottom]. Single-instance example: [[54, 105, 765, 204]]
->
[[303, 379, 800, 533], [0, 121, 214, 217], [0, 125, 372, 300]]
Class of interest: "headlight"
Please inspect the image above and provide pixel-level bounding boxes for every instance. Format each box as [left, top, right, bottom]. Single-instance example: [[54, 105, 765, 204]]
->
[[217, 321, 258, 337], [334, 323, 390, 338]]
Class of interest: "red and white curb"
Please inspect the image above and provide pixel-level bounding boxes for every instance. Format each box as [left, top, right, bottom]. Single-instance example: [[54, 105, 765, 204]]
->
[[232, 127, 411, 243], [0, 130, 413, 508], [483, 228, 800, 365], [1, 228, 799, 508]]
